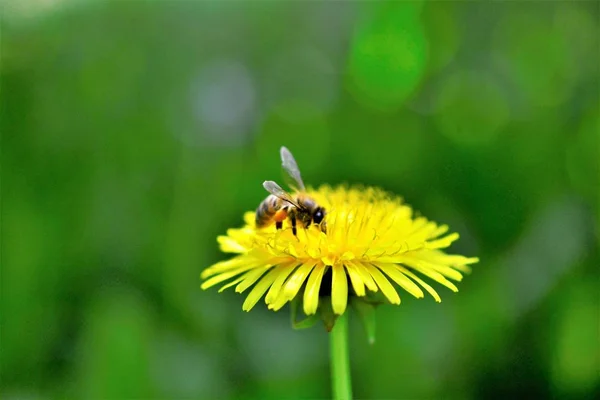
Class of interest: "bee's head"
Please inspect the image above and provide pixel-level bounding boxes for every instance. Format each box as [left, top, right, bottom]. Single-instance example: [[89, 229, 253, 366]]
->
[[312, 207, 326, 225]]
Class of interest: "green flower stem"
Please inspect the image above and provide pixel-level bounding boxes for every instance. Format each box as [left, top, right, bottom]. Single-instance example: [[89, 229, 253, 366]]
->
[[330, 311, 352, 400]]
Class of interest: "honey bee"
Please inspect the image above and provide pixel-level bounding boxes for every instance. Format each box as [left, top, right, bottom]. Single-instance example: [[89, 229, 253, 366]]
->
[[255, 147, 326, 236]]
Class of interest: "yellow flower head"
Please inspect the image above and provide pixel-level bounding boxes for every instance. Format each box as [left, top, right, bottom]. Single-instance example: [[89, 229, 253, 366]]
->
[[201, 148, 479, 317]]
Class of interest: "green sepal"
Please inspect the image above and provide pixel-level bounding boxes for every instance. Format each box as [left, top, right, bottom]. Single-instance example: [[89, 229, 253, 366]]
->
[[319, 296, 339, 332], [290, 297, 319, 330], [351, 297, 377, 345]]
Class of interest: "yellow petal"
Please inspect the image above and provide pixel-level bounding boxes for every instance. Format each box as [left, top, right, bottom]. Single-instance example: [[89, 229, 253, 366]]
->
[[453, 264, 473, 273], [430, 264, 464, 281], [202, 185, 479, 314], [425, 232, 459, 249], [363, 263, 400, 304], [201, 263, 261, 289], [267, 290, 290, 311], [307, 246, 320, 259], [235, 266, 272, 293], [331, 264, 348, 315], [201, 256, 248, 279], [413, 266, 458, 292], [410, 217, 428, 232], [412, 221, 438, 238], [242, 267, 283, 311], [344, 263, 365, 296], [348, 261, 378, 292], [403, 260, 459, 292], [402, 256, 464, 282], [226, 227, 253, 244], [322, 256, 335, 265], [218, 273, 248, 292], [243, 211, 255, 226], [287, 243, 298, 257], [283, 260, 317, 300], [264, 261, 299, 304], [430, 224, 449, 238], [375, 262, 424, 299], [413, 251, 478, 274], [217, 236, 247, 253], [303, 263, 327, 315], [397, 266, 441, 302]]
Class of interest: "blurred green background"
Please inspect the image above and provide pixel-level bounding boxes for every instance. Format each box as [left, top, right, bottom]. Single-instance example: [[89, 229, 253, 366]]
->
[[2, 0, 599, 399]]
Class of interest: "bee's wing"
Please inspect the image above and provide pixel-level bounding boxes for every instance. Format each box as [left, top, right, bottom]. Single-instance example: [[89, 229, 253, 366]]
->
[[280, 146, 306, 191], [263, 180, 300, 208]]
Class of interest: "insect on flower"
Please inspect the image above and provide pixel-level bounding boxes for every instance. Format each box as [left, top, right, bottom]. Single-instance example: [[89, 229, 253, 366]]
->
[[201, 146, 479, 322], [255, 147, 327, 236]]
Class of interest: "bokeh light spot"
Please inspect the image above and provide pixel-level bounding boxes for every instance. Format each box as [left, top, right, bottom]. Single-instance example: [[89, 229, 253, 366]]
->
[[551, 280, 600, 394], [493, 12, 575, 107], [77, 288, 154, 398], [435, 71, 509, 147], [554, 3, 599, 80], [264, 45, 338, 122], [3, 0, 72, 24], [422, 2, 460, 73], [347, 2, 427, 110], [255, 105, 330, 183], [565, 105, 600, 204], [333, 111, 427, 186], [187, 59, 256, 147]]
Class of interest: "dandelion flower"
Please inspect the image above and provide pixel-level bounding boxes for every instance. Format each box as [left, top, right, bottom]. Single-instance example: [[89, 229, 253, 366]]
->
[[201, 147, 478, 319], [201, 185, 477, 315]]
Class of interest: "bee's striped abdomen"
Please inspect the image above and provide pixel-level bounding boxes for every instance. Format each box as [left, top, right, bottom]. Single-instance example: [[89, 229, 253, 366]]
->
[[255, 195, 280, 227]]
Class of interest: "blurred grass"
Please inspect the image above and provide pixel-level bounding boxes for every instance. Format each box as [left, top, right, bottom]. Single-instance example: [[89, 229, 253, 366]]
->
[[2, 1, 599, 399]]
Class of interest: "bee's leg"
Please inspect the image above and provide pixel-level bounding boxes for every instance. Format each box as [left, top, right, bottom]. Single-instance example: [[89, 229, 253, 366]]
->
[[291, 215, 297, 236], [274, 206, 288, 231]]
